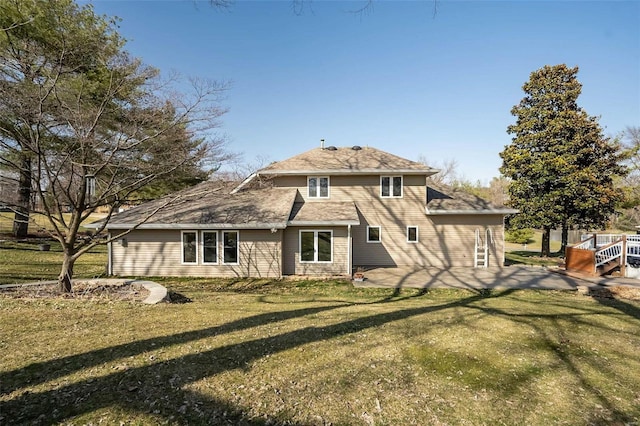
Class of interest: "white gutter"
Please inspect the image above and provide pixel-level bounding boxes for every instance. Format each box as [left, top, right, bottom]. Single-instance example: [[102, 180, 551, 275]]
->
[[288, 220, 360, 227], [426, 208, 519, 215], [347, 224, 352, 276], [107, 232, 113, 276], [98, 222, 289, 230], [230, 172, 257, 194], [259, 169, 439, 177]]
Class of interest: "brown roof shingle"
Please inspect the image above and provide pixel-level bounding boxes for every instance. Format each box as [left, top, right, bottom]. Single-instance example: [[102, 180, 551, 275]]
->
[[102, 181, 297, 229], [288, 202, 360, 226], [426, 184, 518, 215], [258, 146, 437, 175]]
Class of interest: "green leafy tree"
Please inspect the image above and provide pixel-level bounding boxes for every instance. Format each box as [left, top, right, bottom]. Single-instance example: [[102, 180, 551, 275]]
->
[[500, 64, 627, 256], [0, 0, 228, 291]]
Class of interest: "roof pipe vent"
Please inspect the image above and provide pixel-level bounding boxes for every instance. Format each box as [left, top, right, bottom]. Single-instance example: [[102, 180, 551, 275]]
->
[[320, 139, 325, 149], [352, 145, 362, 150]]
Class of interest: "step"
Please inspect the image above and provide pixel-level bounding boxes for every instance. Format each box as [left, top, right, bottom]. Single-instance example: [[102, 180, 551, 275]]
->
[[597, 260, 620, 276]]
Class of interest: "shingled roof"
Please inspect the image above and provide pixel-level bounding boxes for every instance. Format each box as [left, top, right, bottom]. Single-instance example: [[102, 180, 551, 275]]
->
[[258, 146, 438, 176], [100, 180, 297, 229], [426, 184, 518, 215], [288, 202, 359, 226]]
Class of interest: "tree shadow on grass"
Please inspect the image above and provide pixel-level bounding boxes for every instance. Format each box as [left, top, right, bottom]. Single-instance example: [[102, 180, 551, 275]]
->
[[2, 290, 490, 424], [585, 286, 640, 320], [2, 284, 638, 425]]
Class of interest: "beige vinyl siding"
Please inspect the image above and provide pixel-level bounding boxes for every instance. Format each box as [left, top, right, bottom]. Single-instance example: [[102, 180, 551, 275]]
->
[[111, 229, 283, 278], [282, 226, 349, 275], [353, 213, 505, 268], [272, 174, 507, 268]]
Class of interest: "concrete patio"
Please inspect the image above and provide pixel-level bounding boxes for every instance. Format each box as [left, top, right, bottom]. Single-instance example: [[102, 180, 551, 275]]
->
[[353, 265, 640, 290]]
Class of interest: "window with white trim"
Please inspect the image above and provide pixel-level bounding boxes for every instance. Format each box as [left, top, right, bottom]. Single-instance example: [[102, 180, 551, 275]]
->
[[223, 231, 239, 264], [407, 226, 419, 243], [300, 230, 333, 262], [367, 226, 381, 243], [181, 231, 198, 264], [381, 176, 403, 198], [308, 176, 330, 198], [202, 231, 218, 264]]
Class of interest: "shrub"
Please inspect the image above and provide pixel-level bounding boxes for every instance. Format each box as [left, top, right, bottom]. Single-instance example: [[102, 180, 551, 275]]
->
[[505, 228, 535, 244]]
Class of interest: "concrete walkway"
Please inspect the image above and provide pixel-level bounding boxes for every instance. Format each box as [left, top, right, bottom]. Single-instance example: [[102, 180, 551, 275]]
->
[[0, 279, 167, 304], [353, 265, 640, 290]]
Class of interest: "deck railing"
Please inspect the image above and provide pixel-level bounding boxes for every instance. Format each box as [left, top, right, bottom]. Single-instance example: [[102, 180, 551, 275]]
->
[[580, 233, 640, 247], [574, 236, 595, 250], [570, 233, 640, 275], [594, 240, 623, 267]]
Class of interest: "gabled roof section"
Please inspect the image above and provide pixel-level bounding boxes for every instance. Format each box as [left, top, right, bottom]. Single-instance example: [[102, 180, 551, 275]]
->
[[426, 184, 518, 215], [96, 180, 298, 230], [288, 202, 360, 226], [257, 146, 438, 176]]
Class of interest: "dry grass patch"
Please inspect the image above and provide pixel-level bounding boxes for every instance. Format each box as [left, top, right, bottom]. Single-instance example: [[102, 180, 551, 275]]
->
[[1, 281, 640, 425]]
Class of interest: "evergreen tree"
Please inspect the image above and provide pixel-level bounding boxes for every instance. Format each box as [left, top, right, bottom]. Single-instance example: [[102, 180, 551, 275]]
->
[[500, 64, 627, 256], [0, 0, 228, 291]]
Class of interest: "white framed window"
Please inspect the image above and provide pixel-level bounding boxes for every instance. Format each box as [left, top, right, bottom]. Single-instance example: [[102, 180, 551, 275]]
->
[[181, 231, 198, 264], [367, 226, 381, 243], [202, 231, 218, 264], [381, 176, 403, 198], [407, 226, 419, 243], [223, 231, 239, 264], [300, 230, 333, 263], [308, 176, 330, 198]]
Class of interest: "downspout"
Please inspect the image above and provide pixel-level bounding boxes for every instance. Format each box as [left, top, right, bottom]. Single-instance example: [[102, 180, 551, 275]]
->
[[280, 229, 284, 278], [501, 216, 506, 267], [107, 232, 113, 276], [347, 224, 352, 276]]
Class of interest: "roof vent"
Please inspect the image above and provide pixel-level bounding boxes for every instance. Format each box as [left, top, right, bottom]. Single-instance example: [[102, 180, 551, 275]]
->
[[352, 145, 362, 150], [326, 146, 337, 151], [320, 139, 325, 149]]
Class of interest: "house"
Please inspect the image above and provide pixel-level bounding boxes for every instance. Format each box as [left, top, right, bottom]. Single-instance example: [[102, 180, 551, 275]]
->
[[101, 145, 517, 278]]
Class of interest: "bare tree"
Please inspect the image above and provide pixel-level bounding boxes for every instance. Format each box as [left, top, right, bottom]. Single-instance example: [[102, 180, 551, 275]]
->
[[419, 156, 459, 186], [622, 126, 640, 171], [0, 0, 229, 291]]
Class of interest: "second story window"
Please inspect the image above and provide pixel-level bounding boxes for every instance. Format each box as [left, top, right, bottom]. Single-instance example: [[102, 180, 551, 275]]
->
[[308, 176, 329, 198], [381, 176, 402, 198]]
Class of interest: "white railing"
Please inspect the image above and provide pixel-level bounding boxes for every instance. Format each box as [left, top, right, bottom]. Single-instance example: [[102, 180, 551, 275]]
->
[[627, 241, 640, 257], [573, 234, 640, 272], [574, 238, 594, 250], [580, 233, 640, 248], [595, 241, 623, 267], [627, 235, 640, 244]]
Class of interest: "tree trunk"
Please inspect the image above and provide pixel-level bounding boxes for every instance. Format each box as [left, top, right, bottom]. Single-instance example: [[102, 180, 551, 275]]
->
[[560, 225, 569, 255], [541, 227, 551, 257], [58, 252, 75, 293], [12, 156, 31, 238]]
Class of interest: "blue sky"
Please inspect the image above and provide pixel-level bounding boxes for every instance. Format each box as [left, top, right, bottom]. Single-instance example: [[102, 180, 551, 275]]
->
[[88, 0, 640, 183]]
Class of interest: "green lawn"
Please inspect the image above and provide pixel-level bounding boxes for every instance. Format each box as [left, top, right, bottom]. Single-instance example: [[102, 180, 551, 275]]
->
[[505, 250, 565, 267], [1, 278, 639, 425], [0, 240, 107, 284], [505, 229, 563, 253], [0, 212, 106, 236]]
